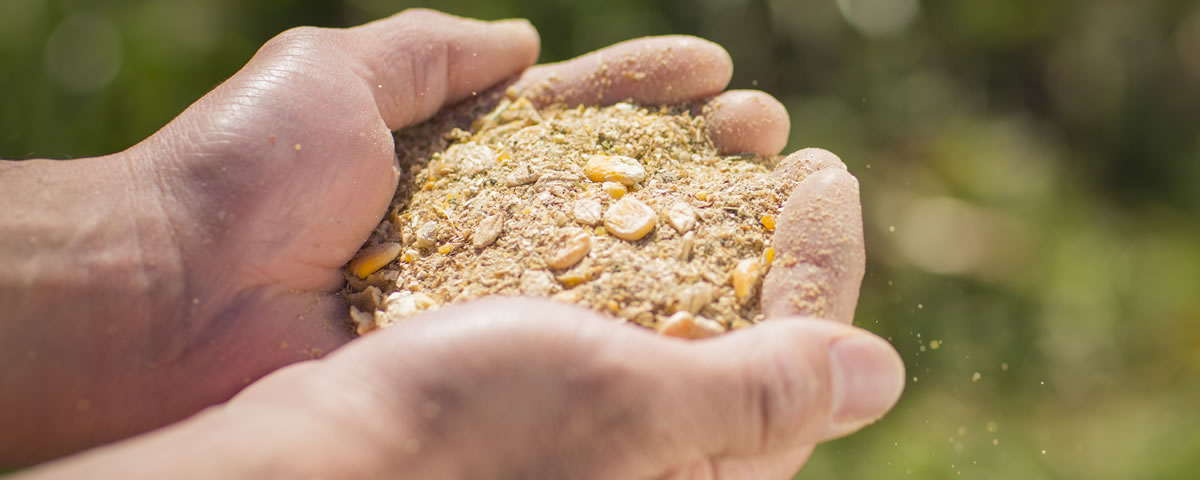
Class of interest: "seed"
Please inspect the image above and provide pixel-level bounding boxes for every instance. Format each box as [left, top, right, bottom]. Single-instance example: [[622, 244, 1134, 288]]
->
[[604, 196, 657, 241], [584, 154, 646, 186], [472, 214, 504, 249], [556, 269, 596, 288], [415, 221, 439, 248], [677, 231, 695, 261], [731, 257, 763, 304], [401, 249, 419, 263], [762, 247, 775, 265], [673, 281, 715, 314], [349, 306, 377, 335], [761, 215, 776, 231], [694, 191, 711, 201], [382, 291, 437, 320], [573, 199, 603, 226], [437, 244, 455, 255], [546, 228, 591, 270], [603, 181, 627, 199], [347, 242, 402, 279], [657, 311, 725, 339], [666, 201, 697, 233]]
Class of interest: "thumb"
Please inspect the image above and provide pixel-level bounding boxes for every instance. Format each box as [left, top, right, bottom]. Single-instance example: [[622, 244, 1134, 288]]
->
[[678, 319, 904, 457], [343, 9, 540, 130]]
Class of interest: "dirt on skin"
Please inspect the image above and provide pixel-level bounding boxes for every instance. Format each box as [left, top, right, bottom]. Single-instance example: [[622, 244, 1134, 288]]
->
[[343, 86, 809, 337]]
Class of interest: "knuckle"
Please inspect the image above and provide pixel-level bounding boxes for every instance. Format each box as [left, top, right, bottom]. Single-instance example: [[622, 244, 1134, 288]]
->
[[265, 26, 330, 53]]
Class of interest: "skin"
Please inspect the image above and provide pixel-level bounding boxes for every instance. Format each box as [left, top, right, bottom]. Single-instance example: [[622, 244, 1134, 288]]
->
[[0, 9, 903, 478]]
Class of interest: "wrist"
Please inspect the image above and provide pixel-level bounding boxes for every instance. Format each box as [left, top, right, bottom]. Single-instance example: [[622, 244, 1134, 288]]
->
[[0, 153, 188, 464]]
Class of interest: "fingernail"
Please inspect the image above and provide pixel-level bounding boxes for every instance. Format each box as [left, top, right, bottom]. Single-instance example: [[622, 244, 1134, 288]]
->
[[828, 334, 905, 435]]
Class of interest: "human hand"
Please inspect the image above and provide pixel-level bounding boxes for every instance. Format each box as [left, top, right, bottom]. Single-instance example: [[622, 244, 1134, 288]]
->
[[23, 299, 903, 479], [1, 9, 805, 463]]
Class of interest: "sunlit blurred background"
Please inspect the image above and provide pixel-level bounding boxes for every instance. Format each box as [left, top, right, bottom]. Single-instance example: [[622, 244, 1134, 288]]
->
[[4, 0, 1199, 478]]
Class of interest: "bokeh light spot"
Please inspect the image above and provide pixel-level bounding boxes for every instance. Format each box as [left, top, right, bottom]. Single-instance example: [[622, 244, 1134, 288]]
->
[[43, 14, 123, 93], [836, 0, 920, 37]]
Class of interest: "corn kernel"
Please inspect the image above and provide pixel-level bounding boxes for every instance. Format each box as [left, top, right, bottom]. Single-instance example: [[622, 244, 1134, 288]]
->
[[594, 226, 607, 235], [437, 244, 455, 255], [695, 191, 710, 201], [763, 247, 775, 265], [761, 215, 776, 231], [584, 155, 646, 186], [603, 181, 627, 199], [606, 300, 620, 313], [347, 242, 402, 279], [401, 249, 419, 263], [495, 150, 512, 165], [657, 311, 725, 339], [666, 201, 697, 233], [422, 181, 435, 191], [546, 228, 592, 270], [731, 257, 762, 305], [603, 196, 657, 241], [555, 269, 595, 288]]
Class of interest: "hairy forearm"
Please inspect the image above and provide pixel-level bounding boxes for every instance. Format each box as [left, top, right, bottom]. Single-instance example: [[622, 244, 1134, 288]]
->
[[0, 155, 185, 464]]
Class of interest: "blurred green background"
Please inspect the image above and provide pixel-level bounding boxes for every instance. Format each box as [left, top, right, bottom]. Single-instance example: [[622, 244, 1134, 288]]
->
[[4, 0, 1199, 478]]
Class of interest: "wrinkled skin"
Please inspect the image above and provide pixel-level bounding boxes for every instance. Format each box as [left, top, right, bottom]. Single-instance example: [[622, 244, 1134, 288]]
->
[[0, 9, 903, 479]]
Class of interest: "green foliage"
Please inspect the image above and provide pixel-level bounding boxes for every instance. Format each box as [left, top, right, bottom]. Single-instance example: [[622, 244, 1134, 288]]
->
[[3, 0, 1197, 477]]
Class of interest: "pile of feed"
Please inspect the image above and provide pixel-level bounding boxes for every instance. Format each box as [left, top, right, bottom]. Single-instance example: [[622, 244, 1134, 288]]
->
[[343, 89, 802, 339]]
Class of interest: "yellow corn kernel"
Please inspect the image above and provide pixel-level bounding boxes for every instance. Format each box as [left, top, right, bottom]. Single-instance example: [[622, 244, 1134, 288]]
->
[[603, 196, 657, 241], [400, 249, 419, 263], [603, 181, 627, 199], [555, 269, 595, 288], [605, 300, 621, 313], [437, 244, 455, 255], [348, 242, 402, 279], [584, 155, 646, 186], [656, 311, 725, 339], [761, 215, 776, 231], [422, 181, 436, 191], [731, 257, 763, 305], [594, 226, 608, 236], [694, 191, 710, 201], [495, 150, 512, 165], [763, 247, 775, 265]]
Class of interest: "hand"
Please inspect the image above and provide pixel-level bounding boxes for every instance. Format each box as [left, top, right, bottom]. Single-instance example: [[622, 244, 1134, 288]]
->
[[25, 299, 903, 479], [0, 9, 800, 463]]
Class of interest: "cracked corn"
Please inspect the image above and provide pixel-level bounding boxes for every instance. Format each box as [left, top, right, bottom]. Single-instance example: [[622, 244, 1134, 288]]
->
[[343, 92, 804, 335]]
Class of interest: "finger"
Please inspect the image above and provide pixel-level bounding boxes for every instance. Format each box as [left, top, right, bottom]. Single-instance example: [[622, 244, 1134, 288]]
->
[[702, 90, 790, 156], [342, 9, 541, 130], [676, 319, 904, 457], [514, 35, 732, 106], [762, 151, 864, 324]]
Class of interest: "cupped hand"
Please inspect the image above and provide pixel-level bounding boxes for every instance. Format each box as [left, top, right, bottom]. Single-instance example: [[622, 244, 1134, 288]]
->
[[7, 7, 860, 465], [129, 12, 793, 412]]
